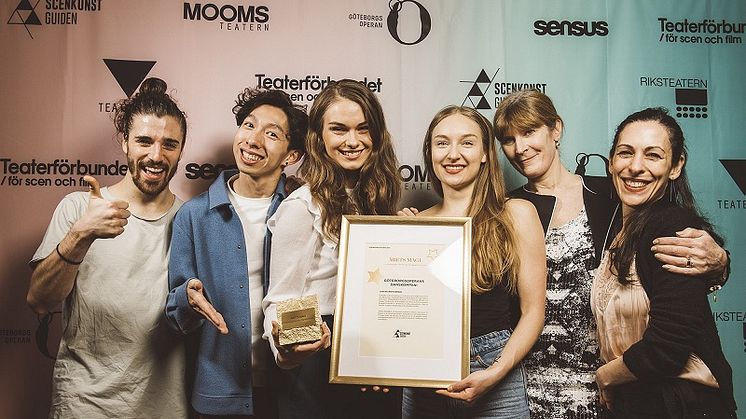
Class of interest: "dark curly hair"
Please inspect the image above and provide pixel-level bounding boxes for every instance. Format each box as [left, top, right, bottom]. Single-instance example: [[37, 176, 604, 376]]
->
[[113, 77, 187, 143], [232, 88, 308, 153]]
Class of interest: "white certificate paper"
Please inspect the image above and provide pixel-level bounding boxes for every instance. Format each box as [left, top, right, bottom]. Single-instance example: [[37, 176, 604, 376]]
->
[[360, 242, 445, 359]]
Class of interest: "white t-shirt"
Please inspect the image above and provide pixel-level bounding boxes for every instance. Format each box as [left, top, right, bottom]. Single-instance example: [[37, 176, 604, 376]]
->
[[30, 188, 187, 419], [227, 177, 273, 385]]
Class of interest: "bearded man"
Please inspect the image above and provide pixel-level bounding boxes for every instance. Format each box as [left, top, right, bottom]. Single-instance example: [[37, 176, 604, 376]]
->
[[27, 77, 190, 418]]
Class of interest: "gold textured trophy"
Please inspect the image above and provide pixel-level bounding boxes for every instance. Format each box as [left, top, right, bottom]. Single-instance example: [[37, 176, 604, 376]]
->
[[276, 295, 322, 345]]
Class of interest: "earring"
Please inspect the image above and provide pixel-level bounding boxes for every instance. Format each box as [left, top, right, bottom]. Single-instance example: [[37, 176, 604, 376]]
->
[[555, 140, 560, 149]]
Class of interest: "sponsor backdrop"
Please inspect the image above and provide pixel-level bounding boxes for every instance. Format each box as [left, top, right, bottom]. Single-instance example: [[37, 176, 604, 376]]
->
[[1, 0, 744, 416]]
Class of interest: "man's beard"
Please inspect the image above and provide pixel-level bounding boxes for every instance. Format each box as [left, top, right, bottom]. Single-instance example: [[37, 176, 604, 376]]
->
[[128, 156, 177, 197]]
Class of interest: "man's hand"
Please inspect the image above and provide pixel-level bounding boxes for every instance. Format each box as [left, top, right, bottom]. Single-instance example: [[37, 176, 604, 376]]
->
[[651, 227, 727, 276], [187, 279, 228, 334], [72, 176, 131, 240], [271, 320, 330, 369], [27, 177, 130, 314]]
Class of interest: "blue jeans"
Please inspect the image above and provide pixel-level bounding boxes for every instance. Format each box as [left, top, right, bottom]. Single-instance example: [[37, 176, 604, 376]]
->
[[402, 329, 529, 419]]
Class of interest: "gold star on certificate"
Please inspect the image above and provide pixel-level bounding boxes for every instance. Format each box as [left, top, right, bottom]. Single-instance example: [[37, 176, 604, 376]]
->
[[426, 248, 439, 260], [368, 268, 382, 283]]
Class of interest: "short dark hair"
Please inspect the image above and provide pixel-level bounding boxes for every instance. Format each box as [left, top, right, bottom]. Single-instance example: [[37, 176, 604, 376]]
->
[[232, 88, 308, 153], [113, 77, 187, 143]]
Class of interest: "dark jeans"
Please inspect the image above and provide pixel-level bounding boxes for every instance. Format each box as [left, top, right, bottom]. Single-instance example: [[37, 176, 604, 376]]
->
[[274, 315, 401, 419], [200, 386, 278, 419], [612, 379, 735, 419]]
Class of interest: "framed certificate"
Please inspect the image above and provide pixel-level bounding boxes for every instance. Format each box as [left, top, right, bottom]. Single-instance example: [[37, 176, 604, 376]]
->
[[329, 215, 471, 388]]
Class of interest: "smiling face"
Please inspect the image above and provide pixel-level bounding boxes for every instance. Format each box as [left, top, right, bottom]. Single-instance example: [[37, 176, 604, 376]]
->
[[610, 120, 684, 218], [122, 113, 184, 197], [430, 114, 487, 193], [233, 104, 298, 184], [321, 98, 373, 182], [500, 122, 561, 181]]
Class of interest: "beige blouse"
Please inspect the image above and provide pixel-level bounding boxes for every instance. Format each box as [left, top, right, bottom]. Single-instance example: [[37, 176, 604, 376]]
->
[[591, 251, 718, 388]]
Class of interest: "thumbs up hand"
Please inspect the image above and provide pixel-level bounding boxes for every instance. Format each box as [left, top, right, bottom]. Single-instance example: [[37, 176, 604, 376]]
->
[[71, 176, 131, 240]]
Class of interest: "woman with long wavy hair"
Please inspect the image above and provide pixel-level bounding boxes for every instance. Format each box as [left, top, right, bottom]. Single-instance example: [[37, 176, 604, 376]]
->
[[262, 79, 401, 419], [401, 106, 546, 419]]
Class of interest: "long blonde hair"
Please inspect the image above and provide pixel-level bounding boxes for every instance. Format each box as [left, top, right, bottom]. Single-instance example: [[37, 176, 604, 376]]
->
[[300, 79, 401, 241], [423, 106, 520, 294]]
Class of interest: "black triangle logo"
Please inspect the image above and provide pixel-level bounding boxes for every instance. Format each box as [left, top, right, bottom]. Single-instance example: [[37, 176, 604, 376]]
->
[[7, 0, 40, 38], [16, 0, 34, 10], [25, 10, 41, 25], [720, 159, 746, 195], [475, 97, 491, 110], [103, 59, 157, 97], [476, 69, 491, 84], [468, 83, 483, 97]]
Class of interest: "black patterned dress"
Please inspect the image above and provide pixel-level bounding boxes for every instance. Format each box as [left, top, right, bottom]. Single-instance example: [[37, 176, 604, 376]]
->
[[525, 208, 605, 419]]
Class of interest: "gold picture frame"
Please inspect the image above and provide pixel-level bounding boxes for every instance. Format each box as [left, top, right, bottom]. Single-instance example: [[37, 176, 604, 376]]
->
[[329, 215, 471, 388]]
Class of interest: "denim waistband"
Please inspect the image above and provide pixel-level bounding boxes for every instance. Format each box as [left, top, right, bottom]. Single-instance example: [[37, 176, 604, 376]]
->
[[469, 329, 512, 356]]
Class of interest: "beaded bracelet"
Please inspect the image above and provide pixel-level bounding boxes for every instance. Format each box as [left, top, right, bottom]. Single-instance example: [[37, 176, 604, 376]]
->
[[56, 243, 83, 265]]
